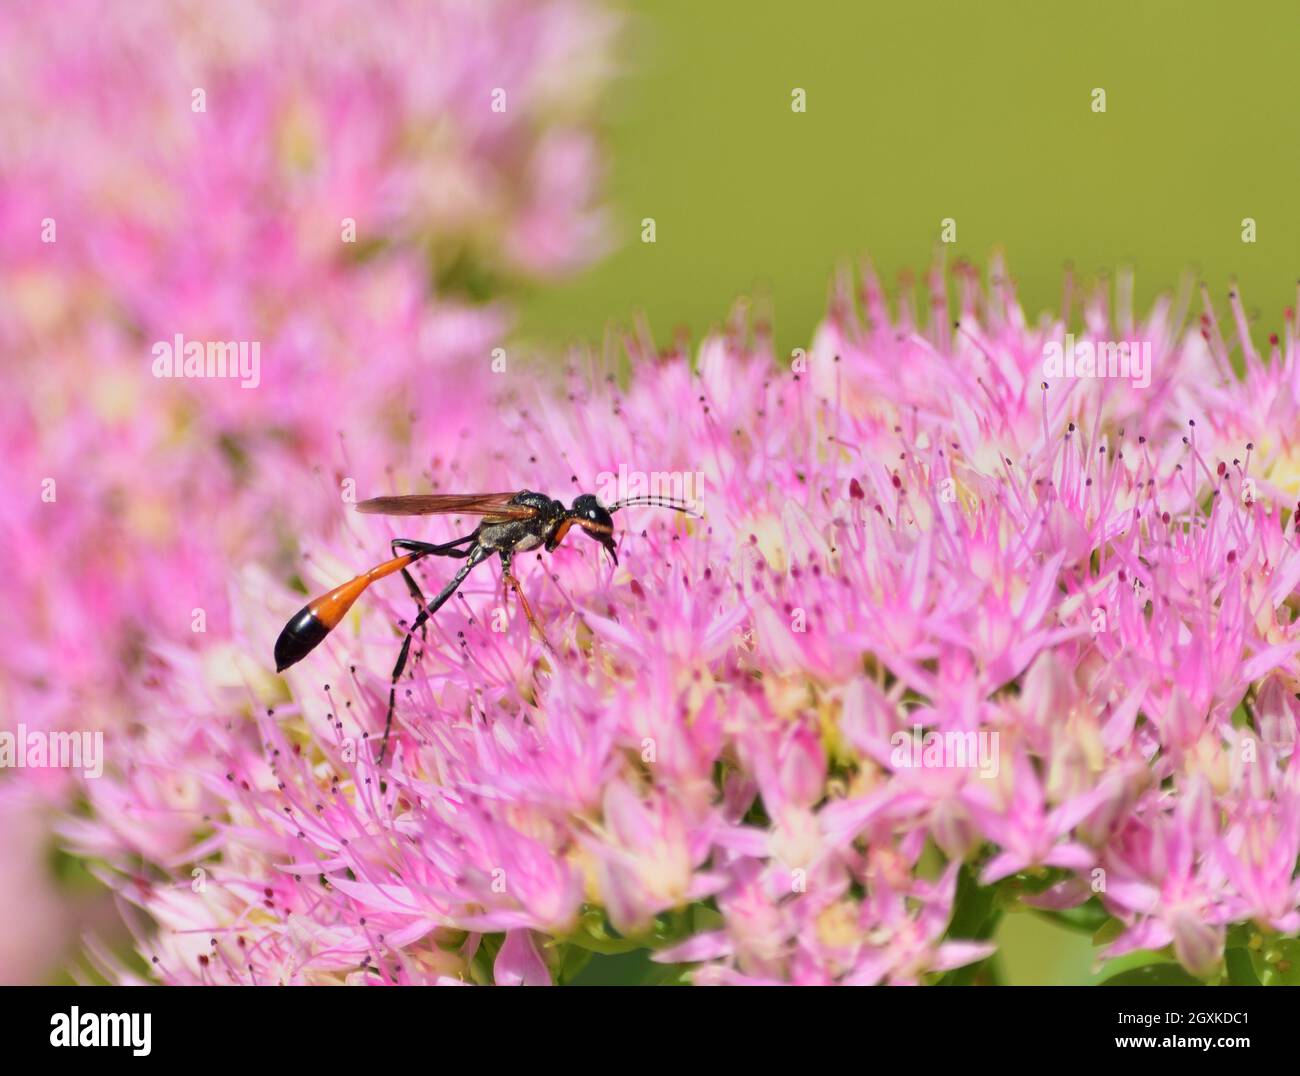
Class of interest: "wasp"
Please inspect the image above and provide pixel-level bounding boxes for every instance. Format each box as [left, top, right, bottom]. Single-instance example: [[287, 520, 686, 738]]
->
[[274, 490, 693, 760]]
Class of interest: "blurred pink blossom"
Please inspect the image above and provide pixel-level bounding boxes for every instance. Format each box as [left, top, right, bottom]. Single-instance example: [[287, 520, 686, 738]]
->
[[0, 0, 617, 984]]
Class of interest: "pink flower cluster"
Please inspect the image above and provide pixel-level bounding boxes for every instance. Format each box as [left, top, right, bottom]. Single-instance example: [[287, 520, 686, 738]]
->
[[65, 259, 1300, 985], [0, 0, 614, 982]]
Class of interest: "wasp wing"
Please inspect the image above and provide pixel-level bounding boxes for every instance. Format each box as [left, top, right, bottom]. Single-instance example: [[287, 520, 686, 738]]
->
[[354, 492, 538, 521]]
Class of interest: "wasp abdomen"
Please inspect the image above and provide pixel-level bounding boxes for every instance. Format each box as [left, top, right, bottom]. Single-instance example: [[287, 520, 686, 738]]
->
[[274, 606, 330, 671], [273, 553, 418, 672]]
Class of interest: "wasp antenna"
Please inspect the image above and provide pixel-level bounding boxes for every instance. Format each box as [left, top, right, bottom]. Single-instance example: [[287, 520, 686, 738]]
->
[[608, 495, 699, 517]]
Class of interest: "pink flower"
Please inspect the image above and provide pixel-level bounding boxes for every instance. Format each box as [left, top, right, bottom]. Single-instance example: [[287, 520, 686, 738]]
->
[[589, 783, 720, 936], [1100, 781, 1232, 978]]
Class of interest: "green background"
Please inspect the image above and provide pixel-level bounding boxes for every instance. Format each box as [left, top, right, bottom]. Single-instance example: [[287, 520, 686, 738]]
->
[[517, 0, 1299, 985], [518, 0, 1299, 363]]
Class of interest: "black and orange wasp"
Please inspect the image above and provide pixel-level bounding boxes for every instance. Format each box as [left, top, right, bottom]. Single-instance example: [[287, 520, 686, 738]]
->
[[274, 489, 693, 761]]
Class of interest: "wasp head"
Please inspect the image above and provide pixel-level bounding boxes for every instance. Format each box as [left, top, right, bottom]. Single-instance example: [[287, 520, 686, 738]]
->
[[570, 493, 618, 564]]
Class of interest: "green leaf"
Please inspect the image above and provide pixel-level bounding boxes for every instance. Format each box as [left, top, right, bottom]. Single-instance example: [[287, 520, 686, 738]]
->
[[1256, 938, 1300, 985], [557, 943, 593, 983], [1001, 867, 1072, 897], [566, 948, 687, 986], [937, 864, 1003, 986], [1225, 947, 1261, 986], [641, 961, 693, 986], [1226, 923, 1256, 948], [1098, 962, 1203, 986], [946, 864, 1001, 938], [1029, 899, 1111, 934], [1092, 917, 1125, 946]]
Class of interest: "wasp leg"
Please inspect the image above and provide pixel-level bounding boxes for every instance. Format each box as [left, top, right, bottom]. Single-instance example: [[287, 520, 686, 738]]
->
[[500, 553, 553, 652], [392, 534, 477, 559], [390, 534, 477, 644], [379, 544, 489, 764], [391, 541, 429, 643]]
